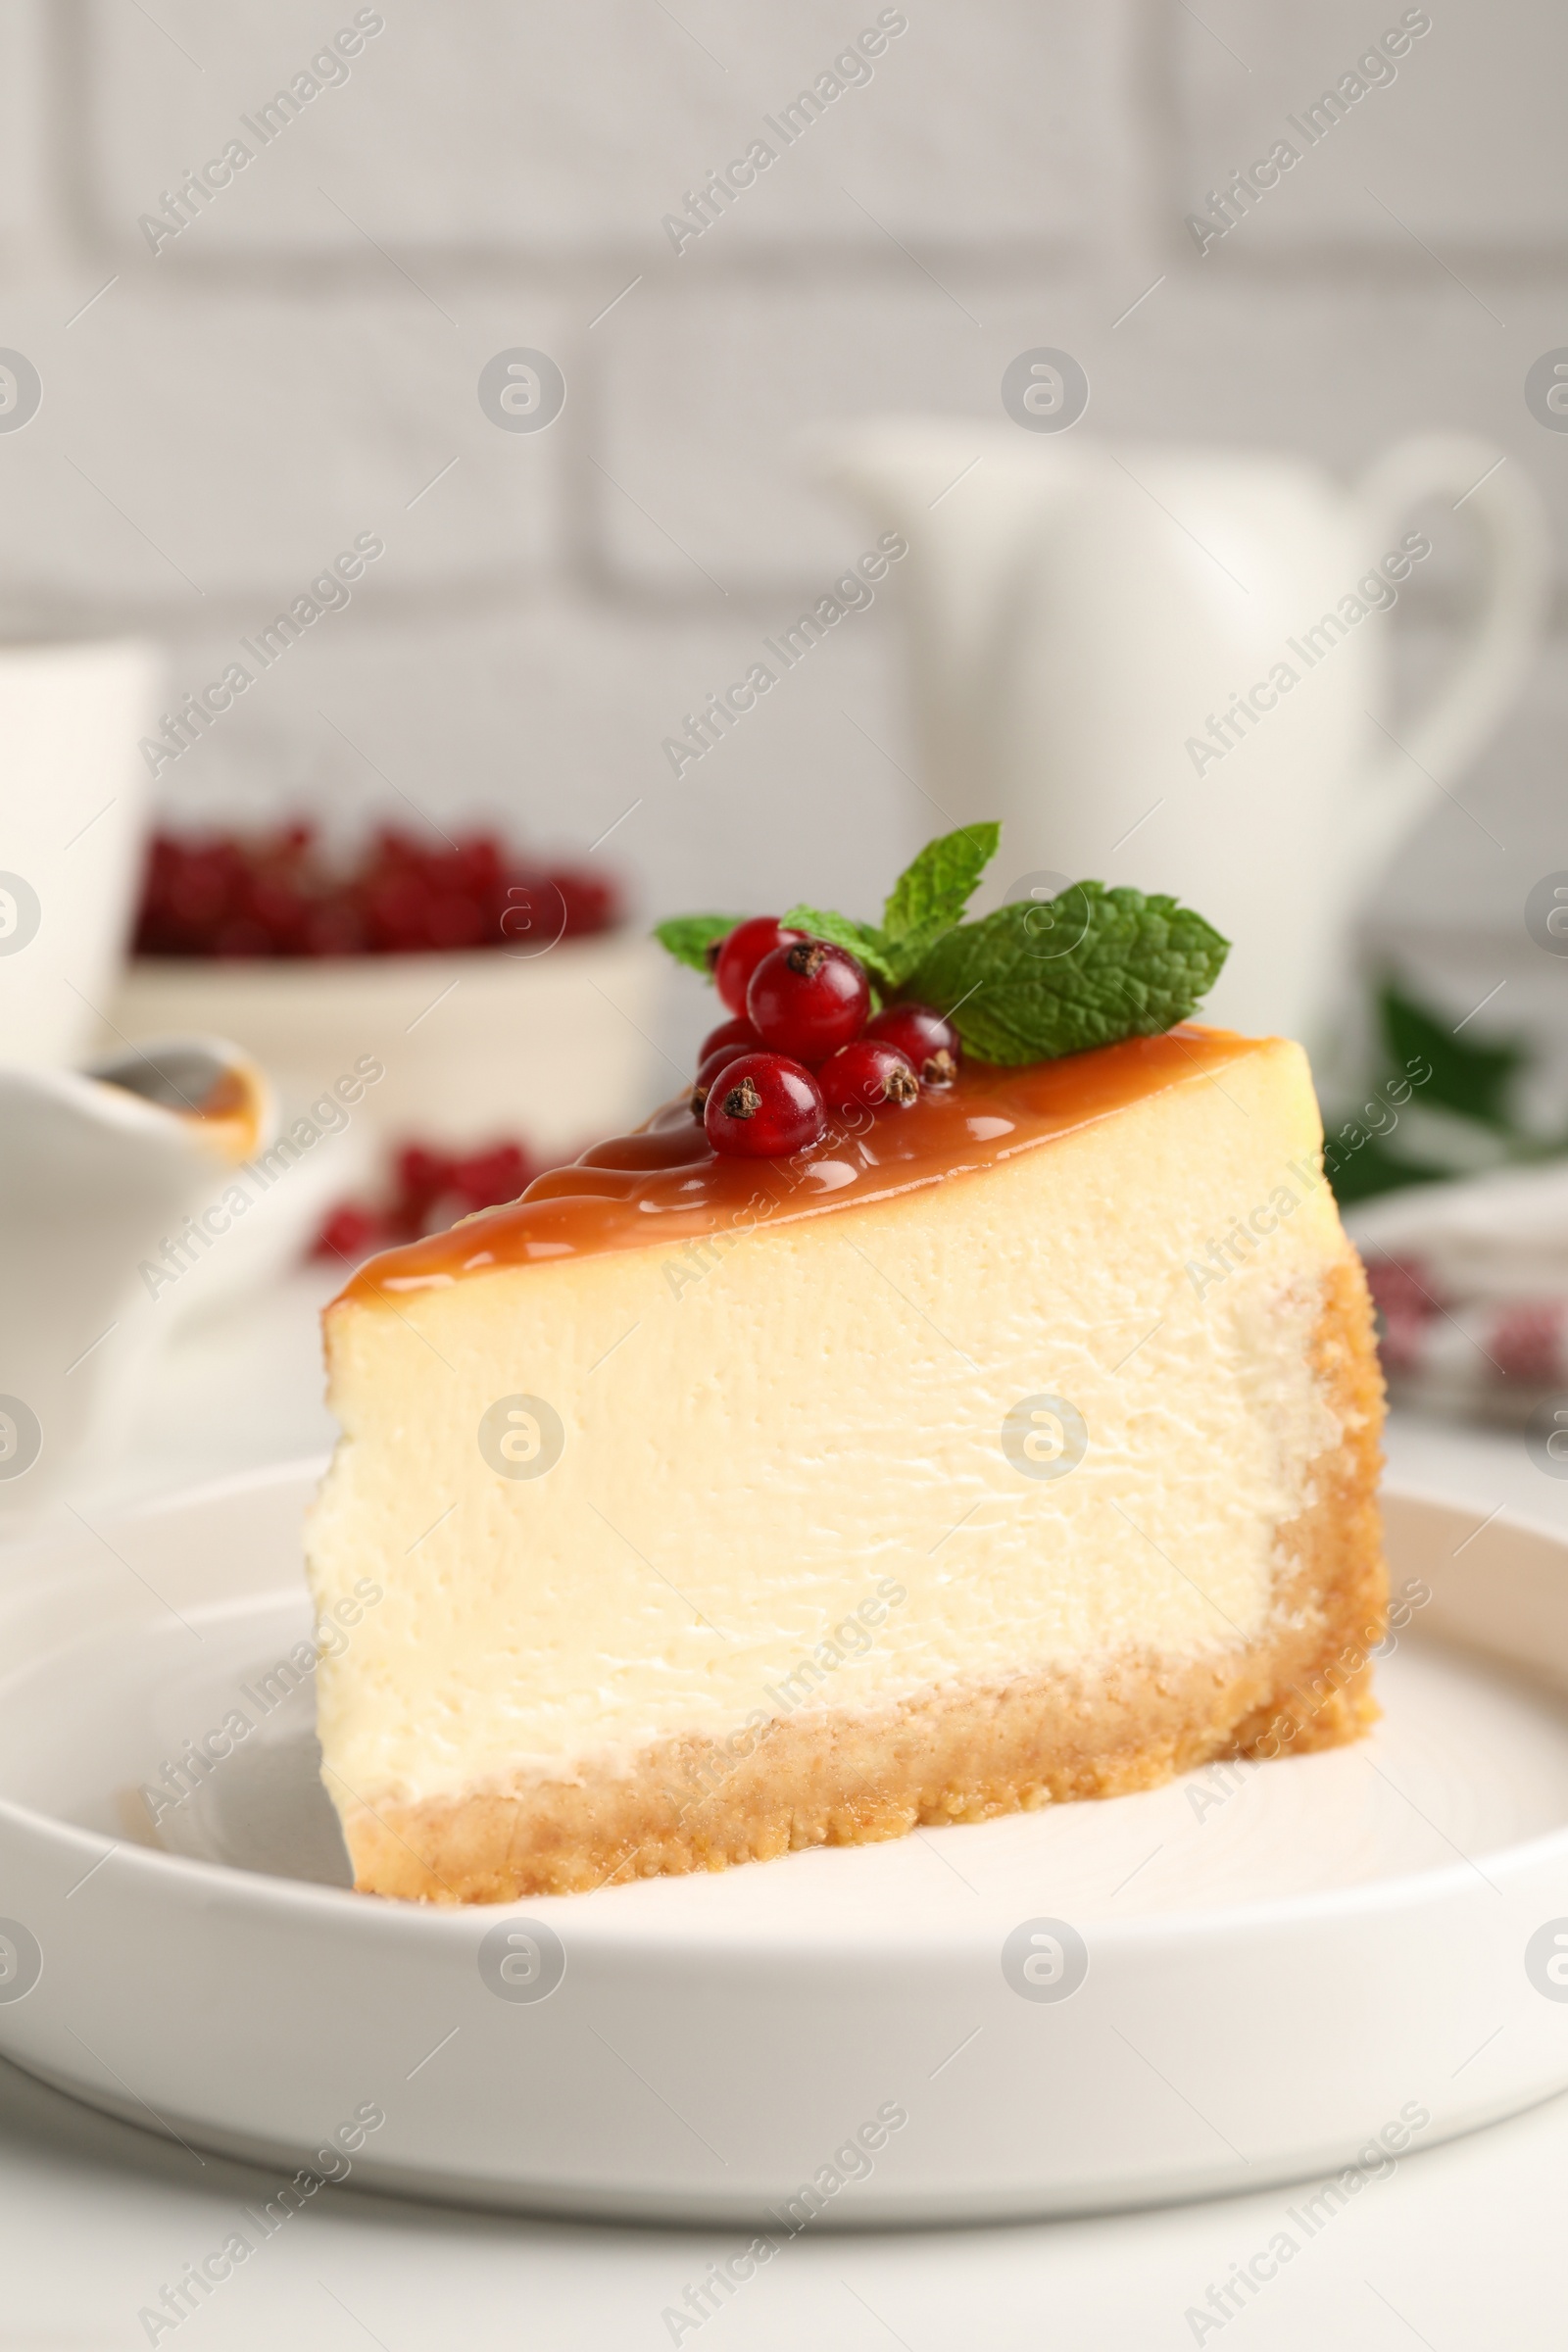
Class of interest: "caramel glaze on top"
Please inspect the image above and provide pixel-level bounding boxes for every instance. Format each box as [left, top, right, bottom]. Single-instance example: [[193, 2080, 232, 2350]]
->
[[346, 1025, 1267, 1302]]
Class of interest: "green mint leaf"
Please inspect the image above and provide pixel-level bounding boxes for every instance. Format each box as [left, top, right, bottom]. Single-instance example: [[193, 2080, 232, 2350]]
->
[[878, 821, 1001, 984], [781, 904, 899, 988], [904, 882, 1229, 1065], [653, 913, 743, 977]]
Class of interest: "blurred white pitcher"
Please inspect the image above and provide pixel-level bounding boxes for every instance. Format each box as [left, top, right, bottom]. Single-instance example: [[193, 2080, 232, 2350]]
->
[[817, 424, 1547, 1059], [0, 637, 161, 1066]]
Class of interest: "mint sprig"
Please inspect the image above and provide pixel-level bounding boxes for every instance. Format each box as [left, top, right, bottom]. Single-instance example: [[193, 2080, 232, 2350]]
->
[[875, 821, 1000, 984], [653, 912, 745, 975], [777, 905, 898, 987], [782, 822, 999, 992], [652, 829, 1229, 1066], [906, 884, 1229, 1064]]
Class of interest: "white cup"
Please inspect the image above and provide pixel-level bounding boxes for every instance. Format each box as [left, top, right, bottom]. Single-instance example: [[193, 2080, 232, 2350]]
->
[[0, 638, 163, 1068]]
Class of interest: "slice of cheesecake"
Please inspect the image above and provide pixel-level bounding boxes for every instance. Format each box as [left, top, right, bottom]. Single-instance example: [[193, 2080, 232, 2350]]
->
[[305, 1027, 1385, 1903]]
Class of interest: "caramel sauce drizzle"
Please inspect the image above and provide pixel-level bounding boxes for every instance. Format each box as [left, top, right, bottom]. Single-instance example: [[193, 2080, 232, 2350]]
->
[[346, 1027, 1265, 1301]]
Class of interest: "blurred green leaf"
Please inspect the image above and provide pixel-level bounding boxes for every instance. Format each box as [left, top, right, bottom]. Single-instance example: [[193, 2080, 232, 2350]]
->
[[1378, 981, 1525, 1132]]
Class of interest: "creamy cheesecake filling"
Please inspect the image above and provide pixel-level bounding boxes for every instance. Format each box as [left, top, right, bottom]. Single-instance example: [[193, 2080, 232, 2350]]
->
[[307, 1034, 1349, 1813]]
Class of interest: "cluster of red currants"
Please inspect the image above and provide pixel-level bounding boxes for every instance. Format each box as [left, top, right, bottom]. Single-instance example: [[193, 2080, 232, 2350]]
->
[[314, 1138, 540, 1261], [134, 825, 619, 959], [693, 917, 961, 1158]]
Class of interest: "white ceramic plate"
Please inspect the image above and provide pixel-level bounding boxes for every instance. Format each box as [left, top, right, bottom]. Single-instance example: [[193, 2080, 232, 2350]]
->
[[1, 1464, 1567, 2225]]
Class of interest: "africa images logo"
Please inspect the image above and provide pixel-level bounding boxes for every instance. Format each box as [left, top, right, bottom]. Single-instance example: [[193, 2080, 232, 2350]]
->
[[478, 1395, 566, 1480]]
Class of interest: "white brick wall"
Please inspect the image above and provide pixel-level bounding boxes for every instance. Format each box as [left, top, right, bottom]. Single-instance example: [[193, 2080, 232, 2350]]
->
[[1172, 0, 1568, 252], [147, 599, 917, 924], [0, 0, 1562, 1076], [0, 2, 46, 254], [0, 287, 570, 606], [83, 0, 1108, 257]]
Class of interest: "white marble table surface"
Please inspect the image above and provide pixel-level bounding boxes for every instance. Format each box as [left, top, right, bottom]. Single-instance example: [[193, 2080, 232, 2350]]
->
[[3, 1275, 1566, 2350]]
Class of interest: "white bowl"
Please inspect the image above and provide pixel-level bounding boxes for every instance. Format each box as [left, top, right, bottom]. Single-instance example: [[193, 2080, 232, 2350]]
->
[[1, 1470, 1566, 2224], [108, 932, 668, 1159]]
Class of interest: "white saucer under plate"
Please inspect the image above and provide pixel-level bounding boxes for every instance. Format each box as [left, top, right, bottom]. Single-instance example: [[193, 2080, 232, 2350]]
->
[[2, 1463, 1568, 2226]]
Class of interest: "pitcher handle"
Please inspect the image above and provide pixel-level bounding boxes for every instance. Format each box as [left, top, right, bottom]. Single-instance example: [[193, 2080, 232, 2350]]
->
[[1350, 431, 1549, 869]]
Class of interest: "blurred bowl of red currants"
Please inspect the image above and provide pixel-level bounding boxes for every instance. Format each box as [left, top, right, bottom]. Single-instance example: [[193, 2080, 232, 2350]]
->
[[109, 822, 664, 1194]]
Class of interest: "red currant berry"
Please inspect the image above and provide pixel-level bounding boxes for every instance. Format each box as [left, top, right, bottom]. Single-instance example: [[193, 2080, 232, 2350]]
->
[[818, 1040, 919, 1118], [747, 940, 870, 1060], [698, 1014, 762, 1064], [864, 1003, 961, 1087], [313, 1202, 382, 1261], [703, 1052, 824, 1157], [690, 1038, 757, 1114], [712, 917, 803, 1016]]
